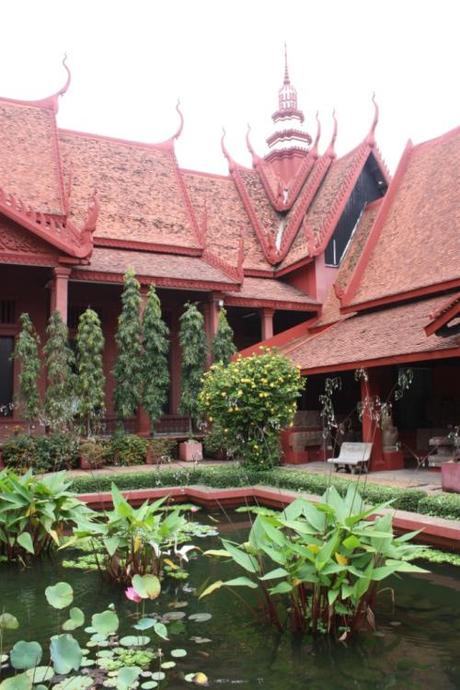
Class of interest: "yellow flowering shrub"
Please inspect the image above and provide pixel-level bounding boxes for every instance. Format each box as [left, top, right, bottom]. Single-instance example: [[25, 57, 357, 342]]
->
[[198, 349, 304, 469]]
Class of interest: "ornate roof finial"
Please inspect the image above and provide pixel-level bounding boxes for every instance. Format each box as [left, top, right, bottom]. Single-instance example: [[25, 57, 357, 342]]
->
[[221, 128, 237, 172], [365, 92, 379, 146], [312, 111, 321, 151], [56, 54, 71, 99], [283, 42, 290, 84], [325, 110, 338, 158], [172, 99, 184, 140], [246, 124, 260, 166]]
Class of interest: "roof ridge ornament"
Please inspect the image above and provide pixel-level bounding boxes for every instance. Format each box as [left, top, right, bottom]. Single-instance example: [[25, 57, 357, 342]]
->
[[325, 110, 338, 159], [221, 128, 238, 172], [172, 100, 184, 140], [56, 54, 71, 99], [312, 111, 321, 153], [246, 124, 261, 166], [365, 93, 379, 147], [283, 42, 290, 84]]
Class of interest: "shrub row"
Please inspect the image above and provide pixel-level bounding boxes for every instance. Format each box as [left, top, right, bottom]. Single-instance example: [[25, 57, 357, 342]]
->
[[2, 432, 177, 473], [70, 464, 437, 515]]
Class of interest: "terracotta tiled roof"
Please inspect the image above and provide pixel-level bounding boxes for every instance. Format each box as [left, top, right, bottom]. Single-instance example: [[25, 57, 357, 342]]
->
[[73, 247, 236, 286], [181, 170, 271, 272], [346, 127, 460, 308], [280, 144, 370, 269], [58, 130, 200, 249], [280, 294, 460, 373], [0, 101, 64, 214], [225, 276, 319, 310]]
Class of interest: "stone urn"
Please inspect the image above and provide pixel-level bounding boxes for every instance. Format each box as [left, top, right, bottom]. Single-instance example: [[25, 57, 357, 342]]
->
[[179, 439, 203, 462]]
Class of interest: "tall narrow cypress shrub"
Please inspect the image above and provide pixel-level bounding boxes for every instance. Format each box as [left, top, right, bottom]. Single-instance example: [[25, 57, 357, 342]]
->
[[76, 308, 106, 437], [113, 269, 143, 420], [179, 302, 208, 433], [12, 313, 41, 428], [211, 308, 236, 365], [142, 285, 170, 433], [44, 311, 75, 432]]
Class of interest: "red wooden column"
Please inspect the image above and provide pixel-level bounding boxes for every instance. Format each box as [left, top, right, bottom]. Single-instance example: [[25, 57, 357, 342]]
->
[[360, 368, 385, 471], [260, 308, 275, 341], [50, 267, 71, 323], [136, 286, 151, 437], [204, 293, 222, 362]]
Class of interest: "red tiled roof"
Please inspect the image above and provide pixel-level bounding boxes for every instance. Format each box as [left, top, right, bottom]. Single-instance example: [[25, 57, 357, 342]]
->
[[280, 144, 370, 270], [58, 130, 200, 250], [225, 276, 319, 310], [72, 247, 237, 287], [181, 170, 272, 272], [346, 127, 460, 308], [280, 294, 460, 373], [0, 101, 64, 214]]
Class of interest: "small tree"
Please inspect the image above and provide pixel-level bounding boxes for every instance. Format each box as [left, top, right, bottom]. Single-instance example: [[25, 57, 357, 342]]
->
[[43, 311, 75, 432], [142, 285, 170, 433], [76, 308, 106, 437], [211, 308, 236, 365], [199, 348, 304, 469], [113, 269, 143, 421], [179, 302, 208, 434], [12, 313, 41, 429]]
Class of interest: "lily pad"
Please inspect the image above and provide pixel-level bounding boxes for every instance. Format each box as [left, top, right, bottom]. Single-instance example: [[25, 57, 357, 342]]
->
[[50, 633, 83, 674], [0, 613, 19, 630], [132, 574, 161, 601], [25, 666, 54, 683], [171, 648, 187, 658], [10, 641, 43, 670], [161, 660, 176, 669], [116, 665, 142, 690], [133, 617, 155, 631], [119, 635, 150, 647], [188, 613, 212, 623], [190, 636, 212, 644], [63, 607, 85, 632], [151, 671, 165, 681], [92, 610, 119, 636], [45, 582, 73, 610], [140, 683, 158, 689], [0, 672, 33, 689], [162, 611, 185, 622]]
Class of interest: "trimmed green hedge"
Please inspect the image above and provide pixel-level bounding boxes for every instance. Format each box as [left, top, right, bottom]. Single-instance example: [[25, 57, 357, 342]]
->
[[417, 493, 460, 521], [71, 464, 429, 514]]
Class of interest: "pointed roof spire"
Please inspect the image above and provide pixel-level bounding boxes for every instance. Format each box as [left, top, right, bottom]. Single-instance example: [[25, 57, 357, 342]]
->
[[283, 42, 290, 84]]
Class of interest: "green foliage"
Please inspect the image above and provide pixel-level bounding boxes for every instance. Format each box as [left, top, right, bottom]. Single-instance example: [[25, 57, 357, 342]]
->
[[108, 431, 148, 466], [202, 487, 427, 637], [78, 438, 109, 469], [75, 309, 106, 436], [113, 269, 143, 420], [12, 314, 41, 425], [66, 484, 214, 585], [211, 308, 235, 365], [142, 285, 170, 431], [43, 311, 75, 433], [149, 437, 177, 463], [418, 493, 460, 520], [0, 469, 90, 562], [199, 349, 304, 469], [179, 303, 208, 430], [2, 433, 79, 473]]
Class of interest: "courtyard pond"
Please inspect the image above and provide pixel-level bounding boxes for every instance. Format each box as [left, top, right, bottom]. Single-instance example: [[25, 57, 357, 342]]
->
[[0, 512, 459, 690]]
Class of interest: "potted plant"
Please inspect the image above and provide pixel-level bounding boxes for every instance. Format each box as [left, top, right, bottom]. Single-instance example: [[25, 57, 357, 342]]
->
[[79, 438, 108, 470]]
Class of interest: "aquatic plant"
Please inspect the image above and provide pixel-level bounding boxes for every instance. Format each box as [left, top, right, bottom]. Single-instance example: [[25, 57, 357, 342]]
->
[[201, 487, 428, 638], [65, 484, 215, 585], [0, 469, 91, 564]]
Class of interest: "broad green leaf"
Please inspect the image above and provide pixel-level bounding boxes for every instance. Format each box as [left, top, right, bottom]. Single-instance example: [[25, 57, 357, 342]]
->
[[52, 676, 92, 690], [153, 622, 169, 640], [342, 535, 361, 551], [203, 549, 230, 558], [269, 581, 293, 595], [0, 612, 19, 630], [50, 633, 82, 674], [328, 589, 339, 606], [0, 672, 33, 690], [10, 641, 42, 670], [63, 607, 85, 631], [91, 610, 119, 636], [221, 540, 259, 573], [119, 635, 150, 647], [25, 666, 54, 683], [117, 666, 142, 690], [259, 567, 289, 581], [199, 580, 223, 599], [45, 582, 73, 609], [132, 574, 161, 600], [17, 532, 35, 555], [224, 576, 258, 588], [133, 617, 156, 630]]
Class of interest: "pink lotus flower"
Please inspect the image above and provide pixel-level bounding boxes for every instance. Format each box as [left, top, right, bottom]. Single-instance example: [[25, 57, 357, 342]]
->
[[125, 586, 142, 603]]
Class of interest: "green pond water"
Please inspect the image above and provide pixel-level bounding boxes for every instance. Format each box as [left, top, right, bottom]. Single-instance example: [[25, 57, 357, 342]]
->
[[1, 513, 460, 690]]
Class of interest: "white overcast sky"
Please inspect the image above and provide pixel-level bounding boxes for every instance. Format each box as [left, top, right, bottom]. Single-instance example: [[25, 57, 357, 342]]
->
[[0, 0, 458, 174]]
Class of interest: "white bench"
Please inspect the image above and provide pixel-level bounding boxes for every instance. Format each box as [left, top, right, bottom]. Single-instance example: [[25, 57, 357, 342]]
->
[[327, 442, 373, 474]]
